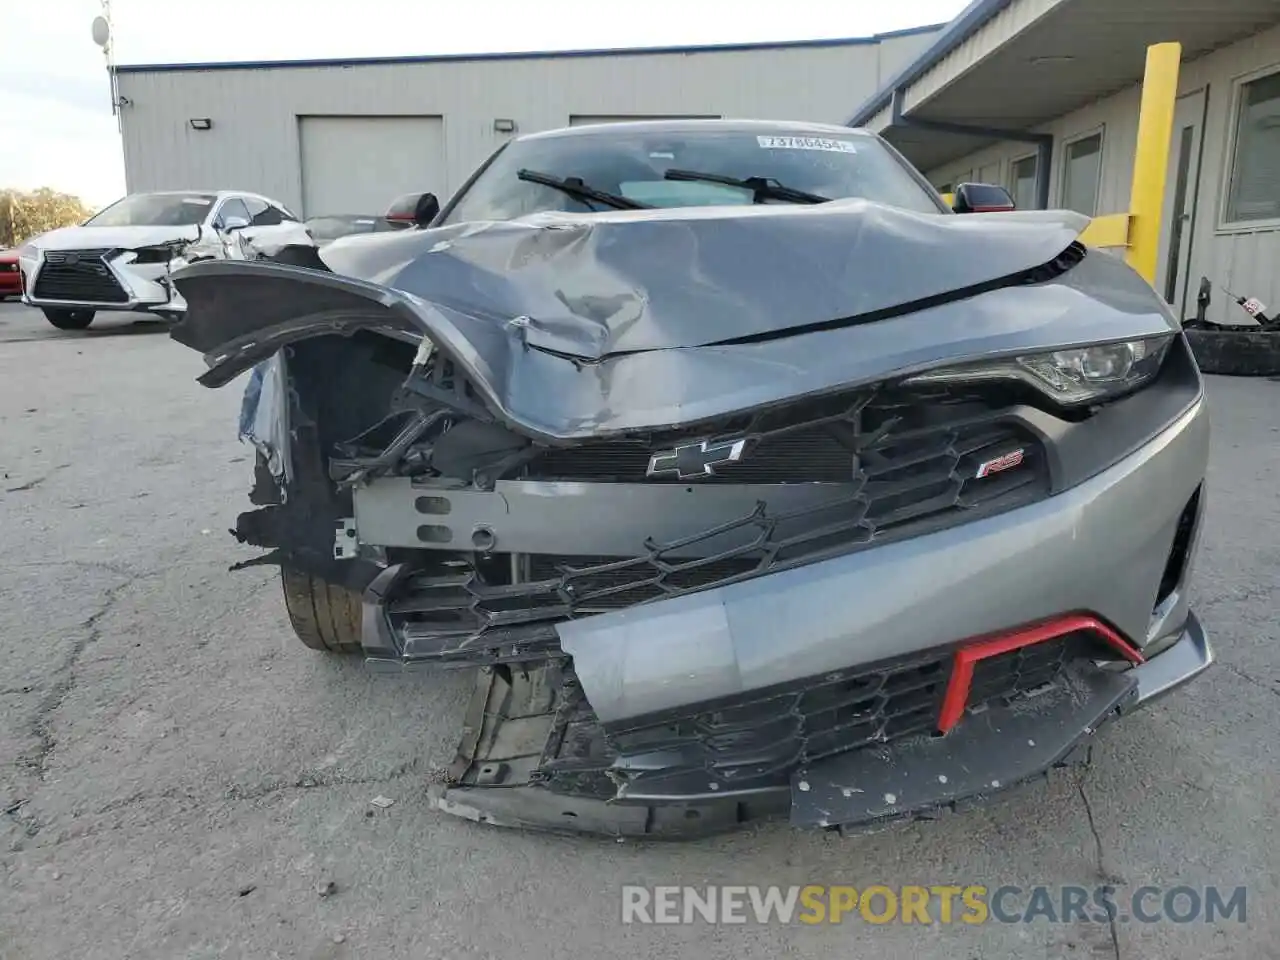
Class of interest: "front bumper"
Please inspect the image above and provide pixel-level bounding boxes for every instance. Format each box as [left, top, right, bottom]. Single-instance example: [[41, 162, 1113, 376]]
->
[[21, 251, 188, 314], [430, 613, 1210, 837], [422, 395, 1210, 836]]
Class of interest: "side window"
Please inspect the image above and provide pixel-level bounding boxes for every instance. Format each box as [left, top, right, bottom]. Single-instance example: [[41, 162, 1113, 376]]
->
[[274, 204, 299, 222], [215, 197, 251, 228], [244, 197, 283, 227]]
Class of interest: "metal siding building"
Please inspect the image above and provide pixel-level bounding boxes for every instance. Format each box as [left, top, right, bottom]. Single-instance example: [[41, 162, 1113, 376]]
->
[[850, 0, 1280, 325], [113, 28, 939, 218]]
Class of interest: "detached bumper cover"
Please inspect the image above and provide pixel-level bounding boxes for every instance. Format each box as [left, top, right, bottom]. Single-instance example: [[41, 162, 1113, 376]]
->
[[429, 613, 1210, 838]]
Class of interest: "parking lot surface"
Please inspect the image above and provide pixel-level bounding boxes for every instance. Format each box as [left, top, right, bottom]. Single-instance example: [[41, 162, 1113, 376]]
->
[[1, 297, 1278, 959]]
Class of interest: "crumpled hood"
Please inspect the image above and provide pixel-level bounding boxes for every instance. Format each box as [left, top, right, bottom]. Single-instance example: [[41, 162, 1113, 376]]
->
[[316, 200, 1092, 360], [30, 224, 202, 251], [170, 200, 1178, 441]]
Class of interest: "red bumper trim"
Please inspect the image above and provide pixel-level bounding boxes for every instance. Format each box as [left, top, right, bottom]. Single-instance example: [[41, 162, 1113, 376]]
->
[[936, 614, 1144, 734]]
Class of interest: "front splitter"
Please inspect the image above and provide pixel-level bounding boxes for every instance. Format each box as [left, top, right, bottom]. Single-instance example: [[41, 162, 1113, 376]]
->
[[790, 663, 1134, 829], [427, 616, 1209, 840]]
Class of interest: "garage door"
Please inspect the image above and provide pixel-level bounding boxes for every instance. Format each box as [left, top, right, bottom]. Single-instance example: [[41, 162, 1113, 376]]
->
[[568, 115, 720, 126], [298, 116, 445, 217]]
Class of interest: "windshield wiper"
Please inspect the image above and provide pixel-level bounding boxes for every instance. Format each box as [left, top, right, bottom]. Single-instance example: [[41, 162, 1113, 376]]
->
[[663, 169, 831, 204], [516, 169, 651, 211]]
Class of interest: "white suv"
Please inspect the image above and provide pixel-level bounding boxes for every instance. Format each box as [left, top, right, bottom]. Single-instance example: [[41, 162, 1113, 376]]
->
[[19, 190, 312, 330]]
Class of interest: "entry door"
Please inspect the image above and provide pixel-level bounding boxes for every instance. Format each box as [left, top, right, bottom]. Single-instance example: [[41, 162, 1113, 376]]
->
[[1158, 90, 1207, 319]]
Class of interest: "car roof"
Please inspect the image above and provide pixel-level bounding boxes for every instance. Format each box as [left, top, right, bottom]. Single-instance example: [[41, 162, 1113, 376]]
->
[[516, 118, 878, 143], [126, 189, 283, 204]]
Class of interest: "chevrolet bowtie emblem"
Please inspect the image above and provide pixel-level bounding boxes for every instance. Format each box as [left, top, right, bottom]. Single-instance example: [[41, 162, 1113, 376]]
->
[[646, 438, 748, 479]]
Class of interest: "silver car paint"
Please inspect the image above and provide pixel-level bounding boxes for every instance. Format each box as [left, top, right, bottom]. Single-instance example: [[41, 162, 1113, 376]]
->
[[183, 225, 1175, 445], [558, 398, 1208, 725], [315, 202, 1094, 360]]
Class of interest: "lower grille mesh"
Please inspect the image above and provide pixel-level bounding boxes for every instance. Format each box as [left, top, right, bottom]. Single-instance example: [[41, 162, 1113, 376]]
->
[[546, 630, 1113, 798]]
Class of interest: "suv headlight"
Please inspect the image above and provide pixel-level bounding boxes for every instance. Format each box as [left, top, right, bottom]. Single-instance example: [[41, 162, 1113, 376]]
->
[[131, 241, 190, 265], [901, 335, 1174, 406]]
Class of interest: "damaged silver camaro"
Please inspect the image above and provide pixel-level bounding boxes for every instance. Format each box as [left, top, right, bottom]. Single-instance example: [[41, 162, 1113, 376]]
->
[[168, 120, 1212, 838]]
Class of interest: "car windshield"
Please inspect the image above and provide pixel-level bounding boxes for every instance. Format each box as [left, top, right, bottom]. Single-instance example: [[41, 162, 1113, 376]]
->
[[85, 193, 217, 227], [442, 128, 945, 224], [306, 216, 393, 242]]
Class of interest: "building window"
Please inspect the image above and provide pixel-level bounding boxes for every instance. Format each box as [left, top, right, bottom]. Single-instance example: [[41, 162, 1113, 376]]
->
[[1225, 69, 1280, 223], [1061, 132, 1103, 216], [1010, 155, 1038, 209]]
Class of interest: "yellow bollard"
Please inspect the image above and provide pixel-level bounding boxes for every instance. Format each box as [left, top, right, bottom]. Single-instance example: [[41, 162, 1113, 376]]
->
[[1125, 42, 1182, 285]]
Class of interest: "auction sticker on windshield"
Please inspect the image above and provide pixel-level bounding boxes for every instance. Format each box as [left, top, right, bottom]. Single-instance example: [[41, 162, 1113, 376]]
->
[[757, 136, 858, 153]]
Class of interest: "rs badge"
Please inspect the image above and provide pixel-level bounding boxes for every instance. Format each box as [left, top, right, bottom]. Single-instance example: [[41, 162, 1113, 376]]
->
[[975, 448, 1025, 479]]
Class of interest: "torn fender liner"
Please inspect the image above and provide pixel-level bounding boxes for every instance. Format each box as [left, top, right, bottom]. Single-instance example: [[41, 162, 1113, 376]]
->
[[167, 261, 423, 388]]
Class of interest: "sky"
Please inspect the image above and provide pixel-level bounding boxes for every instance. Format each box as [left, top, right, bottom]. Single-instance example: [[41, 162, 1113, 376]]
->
[[0, 0, 969, 208]]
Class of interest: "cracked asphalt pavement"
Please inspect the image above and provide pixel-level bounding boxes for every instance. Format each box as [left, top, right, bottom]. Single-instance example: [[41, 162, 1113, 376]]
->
[[1, 299, 1278, 959]]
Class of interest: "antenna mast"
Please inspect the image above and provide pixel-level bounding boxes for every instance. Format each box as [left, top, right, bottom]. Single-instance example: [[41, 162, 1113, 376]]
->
[[92, 1, 124, 130]]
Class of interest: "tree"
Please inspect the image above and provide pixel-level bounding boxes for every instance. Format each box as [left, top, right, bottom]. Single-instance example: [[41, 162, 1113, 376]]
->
[[0, 188, 94, 248]]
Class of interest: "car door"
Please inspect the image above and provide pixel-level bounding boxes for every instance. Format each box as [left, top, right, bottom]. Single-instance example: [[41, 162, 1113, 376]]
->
[[210, 196, 254, 259], [236, 196, 314, 258]]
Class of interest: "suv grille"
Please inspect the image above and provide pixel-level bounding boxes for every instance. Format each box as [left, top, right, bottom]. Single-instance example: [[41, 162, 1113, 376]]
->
[[33, 249, 128, 304]]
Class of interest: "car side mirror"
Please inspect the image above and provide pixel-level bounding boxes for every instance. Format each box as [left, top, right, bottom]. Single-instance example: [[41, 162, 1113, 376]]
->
[[413, 193, 441, 227], [952, 182, 1016, 214], [221, 215, 250, 232], [385, 191, 440, 229]]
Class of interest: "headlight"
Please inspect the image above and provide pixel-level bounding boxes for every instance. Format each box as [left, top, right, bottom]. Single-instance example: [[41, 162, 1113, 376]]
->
[[131, 241, 190, 265], [901, 335, 1173, 406]]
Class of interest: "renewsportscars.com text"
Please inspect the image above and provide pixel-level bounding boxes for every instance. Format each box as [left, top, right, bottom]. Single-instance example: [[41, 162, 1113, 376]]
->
[[620, 885, 1247, 925]]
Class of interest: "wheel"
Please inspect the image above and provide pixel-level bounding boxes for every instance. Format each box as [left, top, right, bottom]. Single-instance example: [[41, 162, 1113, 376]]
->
[[1184, 324, 1280, 376], [42, 308, 95, 330], [280, 568, 364, 653]]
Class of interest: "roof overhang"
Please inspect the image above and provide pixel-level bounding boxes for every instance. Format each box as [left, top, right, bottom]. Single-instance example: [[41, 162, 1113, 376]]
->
[[852, 0, 1280, 172]]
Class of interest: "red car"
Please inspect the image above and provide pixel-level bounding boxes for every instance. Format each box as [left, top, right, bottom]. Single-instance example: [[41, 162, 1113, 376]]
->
[[0, 248, 21, 298]]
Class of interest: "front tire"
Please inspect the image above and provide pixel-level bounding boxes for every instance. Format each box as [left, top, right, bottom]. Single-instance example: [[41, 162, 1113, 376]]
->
[[43, 308, 95, 330], [281, 568, 364, 653]]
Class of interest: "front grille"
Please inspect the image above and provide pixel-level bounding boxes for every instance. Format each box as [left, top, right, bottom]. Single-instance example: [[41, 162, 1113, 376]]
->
[[535, 429, 857, 483], [527, 386, 1043, 498], [384, 385, 1050, 662], [537, 630, 1110, 797], [515, 390, 1048, 613], [527, 555, 758, 612], [33, 249, 128, 303]]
